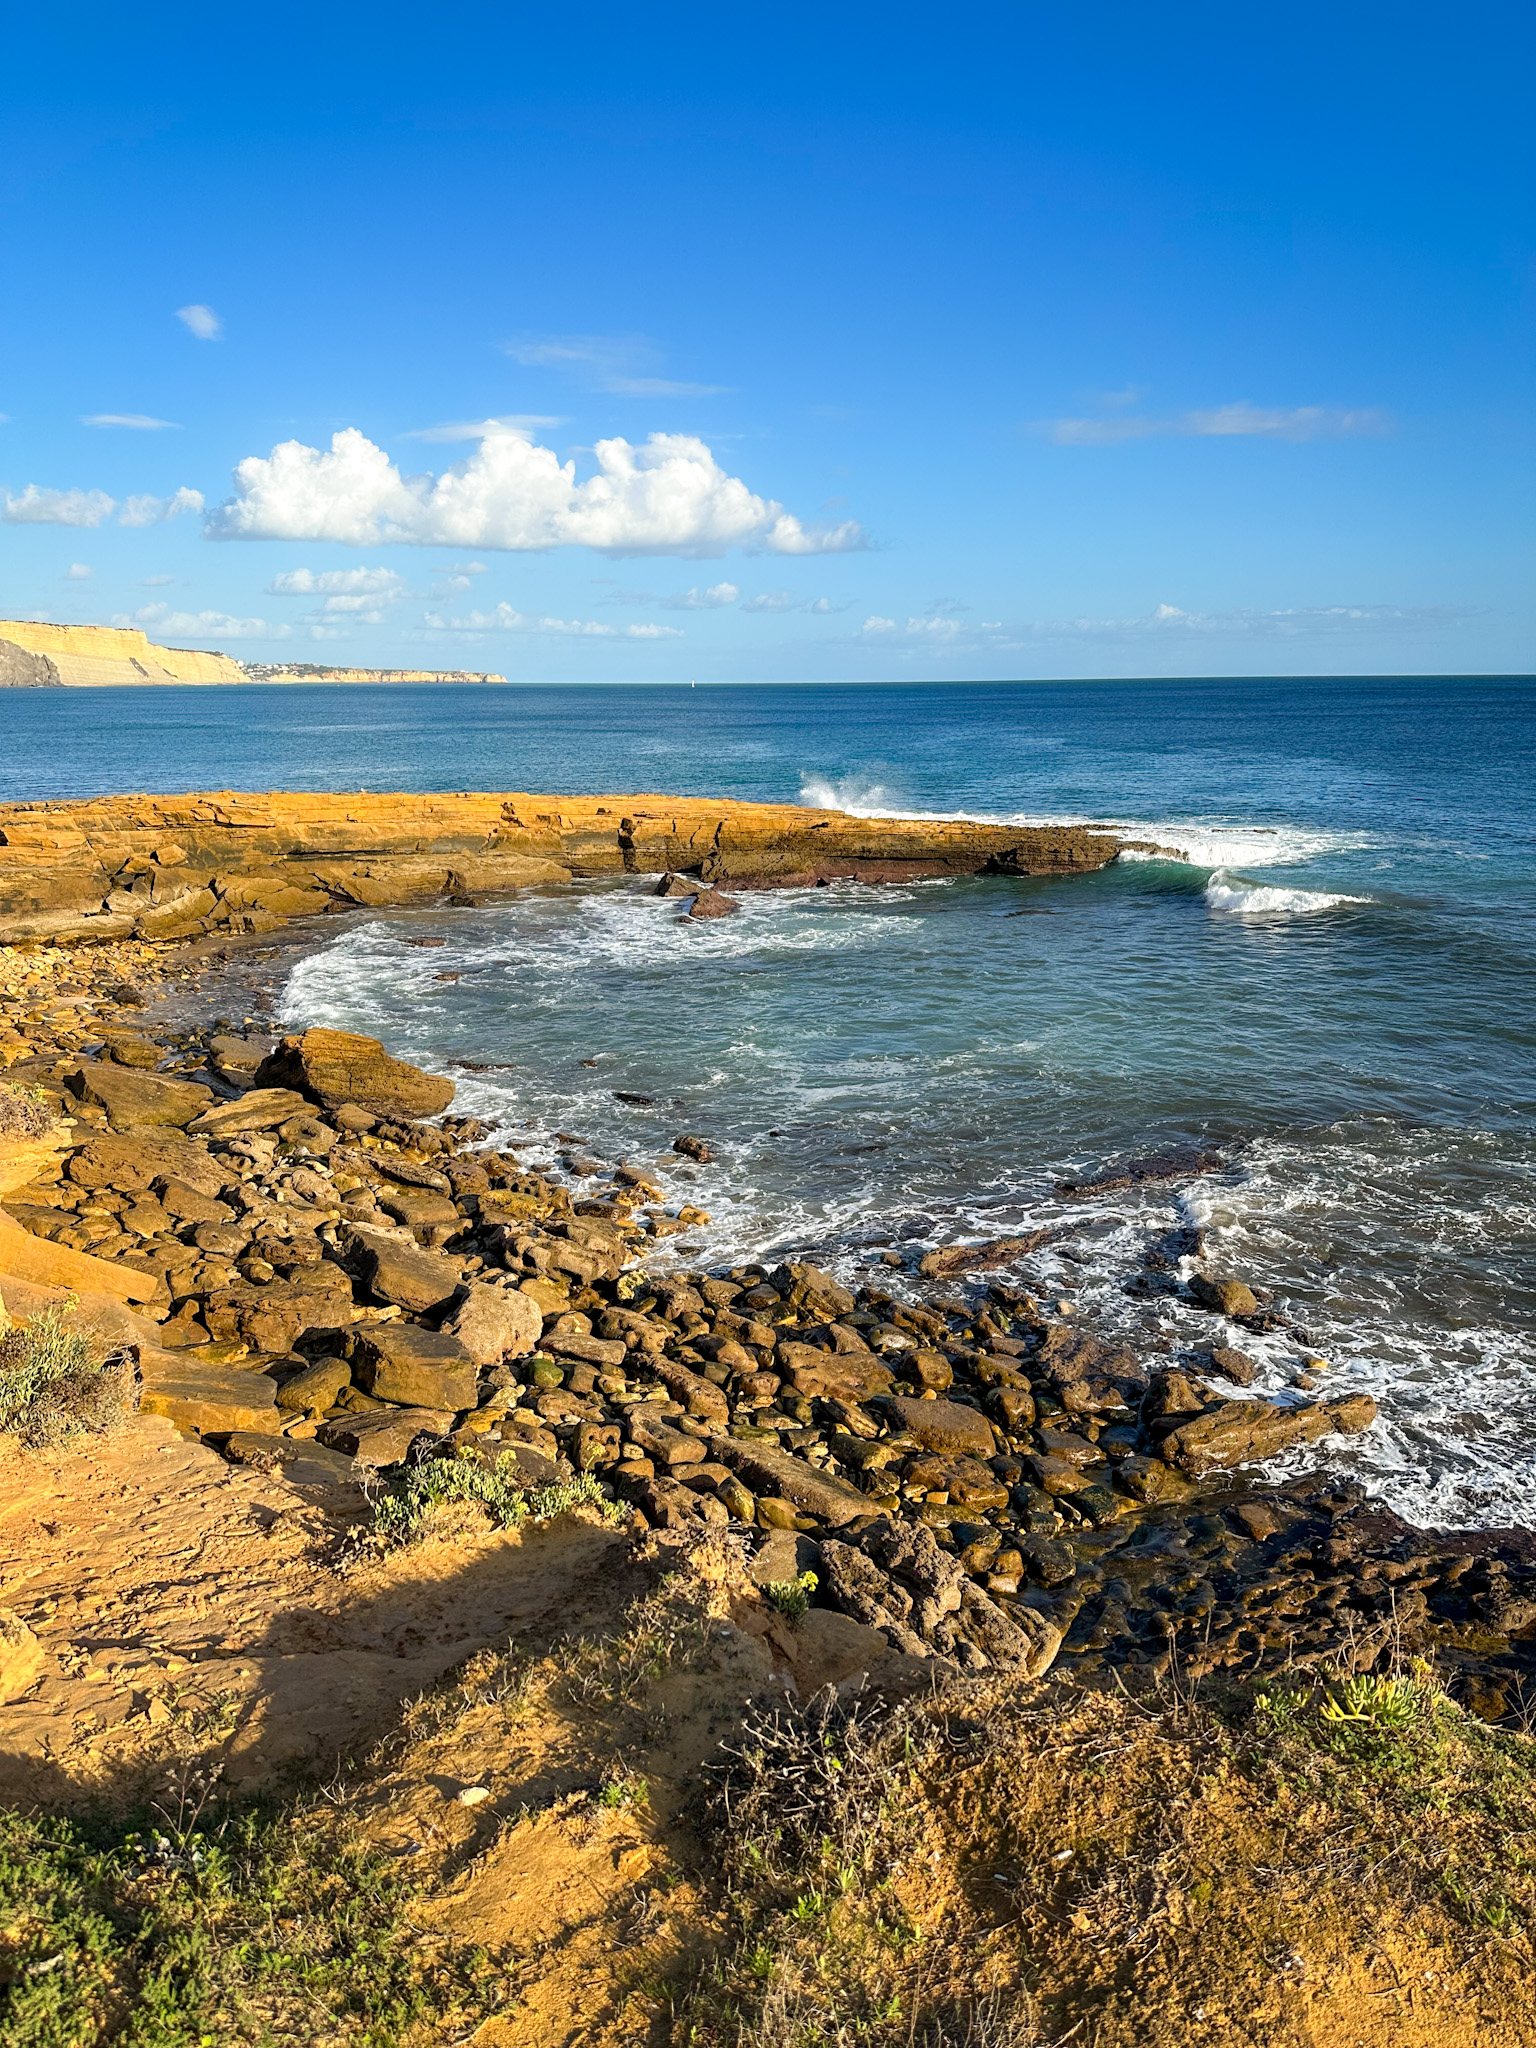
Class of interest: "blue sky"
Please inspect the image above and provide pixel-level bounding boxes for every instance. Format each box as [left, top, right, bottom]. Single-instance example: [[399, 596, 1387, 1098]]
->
[[2, 0, 1530, 681]]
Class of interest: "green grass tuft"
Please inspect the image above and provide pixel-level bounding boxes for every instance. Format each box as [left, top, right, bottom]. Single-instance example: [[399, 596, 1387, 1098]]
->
[[0, 1306, 129, 1449]]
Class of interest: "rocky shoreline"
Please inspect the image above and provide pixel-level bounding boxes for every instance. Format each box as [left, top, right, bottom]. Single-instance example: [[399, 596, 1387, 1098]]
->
[[0, 786, 1126, 945], [3, 920, 1535, 1723]]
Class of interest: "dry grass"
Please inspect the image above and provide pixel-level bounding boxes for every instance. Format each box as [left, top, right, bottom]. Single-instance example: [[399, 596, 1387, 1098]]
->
[[676, 1656, 1536, 2048], [0, 1305, 129, 1448], [0, 1080, 56, 1143]]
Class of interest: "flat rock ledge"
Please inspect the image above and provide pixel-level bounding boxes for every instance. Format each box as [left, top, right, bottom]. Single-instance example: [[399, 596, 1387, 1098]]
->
[[0, 789, 1124, 945]]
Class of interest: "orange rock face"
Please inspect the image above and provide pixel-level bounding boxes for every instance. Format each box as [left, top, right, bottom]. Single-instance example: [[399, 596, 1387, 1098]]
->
[[0, 789, 1122, 945]]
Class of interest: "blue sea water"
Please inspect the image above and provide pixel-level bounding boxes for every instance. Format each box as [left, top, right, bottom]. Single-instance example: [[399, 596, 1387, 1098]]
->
[[3, 675, 1533, 1527]]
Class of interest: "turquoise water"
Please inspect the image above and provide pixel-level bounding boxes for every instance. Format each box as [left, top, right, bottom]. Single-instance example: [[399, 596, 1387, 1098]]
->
[[5, 675, 1534, 1526]]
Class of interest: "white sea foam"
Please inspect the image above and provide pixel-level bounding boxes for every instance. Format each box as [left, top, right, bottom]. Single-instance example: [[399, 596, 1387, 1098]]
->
[[1202, 868, 1370, 915], [796, 773, 1376, 873]]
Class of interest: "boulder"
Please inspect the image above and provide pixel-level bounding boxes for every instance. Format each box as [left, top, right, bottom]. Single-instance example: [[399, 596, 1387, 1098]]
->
[[1189, 1274, 1260, 1318], [882, 1395, 995, 1458], [66, 1132, 227, 1197], [255, 1028, 454, 1120], [647, 1355, 732, 1423], [625, 1410, 709, 1468], [350, 1323, 477, 1411], [439, 1281, 542, 1364], [655, 873, 696, 897], [275, 1355, 352, 1413], [136, 1350, 282, 1435], [778, 1346, 894, 1404], [1160, 1392, 1377, 1477], [714, 1438, 873, 1526], [200, 1274, 356, 1354], [186, 1088, 312, 1138], [347, 1227, 463, 1316], [685, 889, 739, 919], [67, 1063, 214, 1132], [316, 1407, 453, 1465]]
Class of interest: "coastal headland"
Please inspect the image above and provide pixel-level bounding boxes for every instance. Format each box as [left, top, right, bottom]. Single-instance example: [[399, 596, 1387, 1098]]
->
[[0, 788, 1126, 945], [0, 619, 504, 690]]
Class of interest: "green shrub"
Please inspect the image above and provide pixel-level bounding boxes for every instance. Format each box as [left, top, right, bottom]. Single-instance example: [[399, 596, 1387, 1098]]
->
[[365, 1450, 622, 1552], [0, 1779, 494, 2046], [0, 1307, 128, 1448], [762, 1569, 818, 1626]]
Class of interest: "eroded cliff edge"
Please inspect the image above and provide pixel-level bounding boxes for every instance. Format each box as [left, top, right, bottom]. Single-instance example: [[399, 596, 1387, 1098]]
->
[[0, 790, 1123, 944]]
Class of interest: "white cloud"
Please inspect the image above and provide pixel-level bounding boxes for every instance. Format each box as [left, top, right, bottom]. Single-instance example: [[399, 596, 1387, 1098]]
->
[[660, 582, 739, 610], [860, 614, 965, 640], [83, 413, 179, 430], [405, 416, 565, 441], [65, 562, 92, 580], [116, 602, 283, 640], [142, 574, 176, 587], [505, 334, 727, 397], [1039, 600, 1473, 641], [1039, 403, 1392, 446], [206, 426, 863, 557], [176, 304, 222, 340], [268, 565, 407, 597], [741, 588, 800, 613], [2, 484, 116, 526], [118, 487, 205, 528], [424, 599, 682, 639]]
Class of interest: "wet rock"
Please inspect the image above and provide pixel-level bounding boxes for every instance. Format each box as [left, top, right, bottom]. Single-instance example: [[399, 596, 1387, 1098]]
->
[[917, 1228, 1059, 1278], [1189, 1273, 1260, 1318], [654, 872, 696, 897], [350, 1324, 477, 1411], [1161, 1392, 1378, 1477], [1114, 1454, 1197, 1504], [685, 888, 739, 919], [774, 1262, 857, 1317], [909, 1349, 955, 1392], [255, 1027, 455, 1121], [1204, 1346, 1259, 1386], [672, 1134, 712, 1162]]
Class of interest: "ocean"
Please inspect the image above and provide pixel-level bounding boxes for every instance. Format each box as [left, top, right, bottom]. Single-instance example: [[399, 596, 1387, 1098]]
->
[[4, 674, 1533, 1528]]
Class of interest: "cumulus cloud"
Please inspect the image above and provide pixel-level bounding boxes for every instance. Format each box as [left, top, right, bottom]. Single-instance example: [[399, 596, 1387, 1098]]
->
[[206, 426, 863, 557], [141, 574, 176, 587], [268, 566, 407, 598], [661, 582, 739, 609], [424, 599, 683, 639], [1038, 403, 1392, 446], [83, 413, 179, 430], [505, 334, 727, 397], [66, 563, 92, 580], [117, 487, 204, 528], [116, 602, 283, 640], [861, 614, 967, 640], [2, 484, 117, 526], [176, 304, 222, 340], [405, 416, 564, 441]]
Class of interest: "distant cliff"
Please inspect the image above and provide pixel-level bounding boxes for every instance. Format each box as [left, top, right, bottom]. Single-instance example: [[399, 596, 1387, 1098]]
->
[[0, 637, 61, 688], [242, 663, 509, 684], [0, 620, 245, 688]]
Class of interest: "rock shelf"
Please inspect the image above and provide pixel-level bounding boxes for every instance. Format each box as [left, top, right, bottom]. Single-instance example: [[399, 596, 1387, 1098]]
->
[[0, 787, 1124, 944], [2, 926, 1533, 1723]]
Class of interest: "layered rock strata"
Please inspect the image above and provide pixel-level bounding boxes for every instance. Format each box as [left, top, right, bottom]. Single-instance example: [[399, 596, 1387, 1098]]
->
[[0, 789, 1124, 944]]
